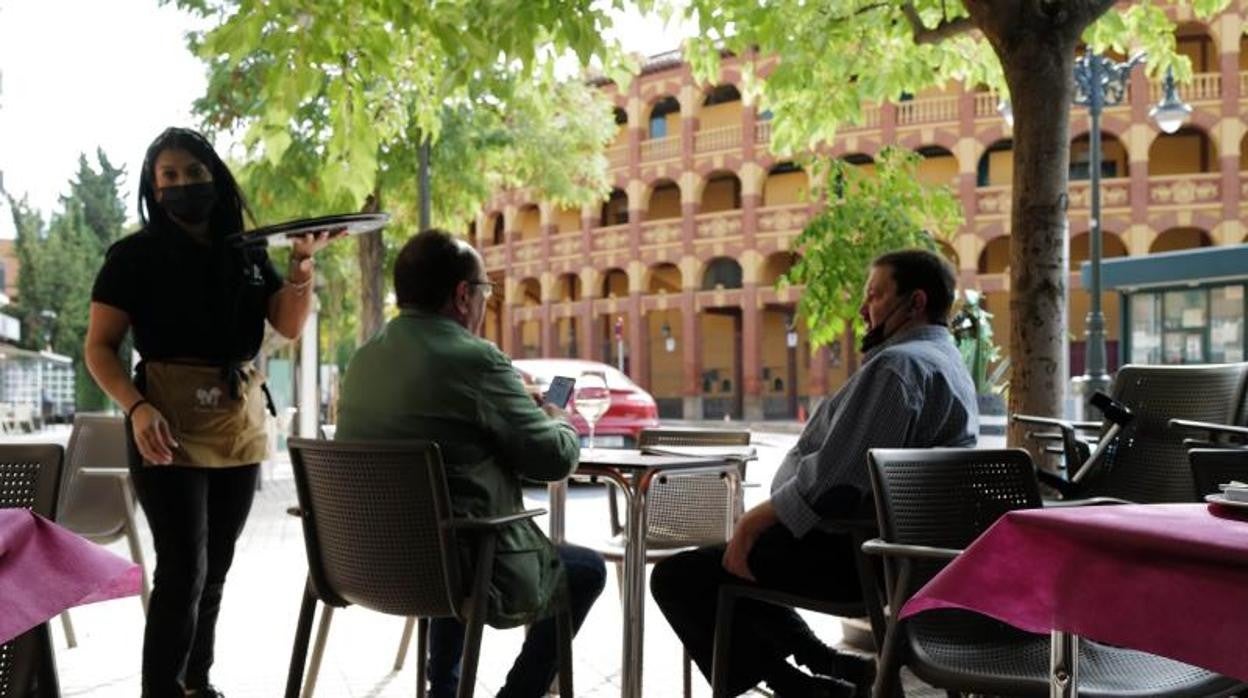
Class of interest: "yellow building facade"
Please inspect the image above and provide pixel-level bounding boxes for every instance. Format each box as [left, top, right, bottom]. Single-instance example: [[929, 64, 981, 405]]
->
[[475, 9, 1248, 421]]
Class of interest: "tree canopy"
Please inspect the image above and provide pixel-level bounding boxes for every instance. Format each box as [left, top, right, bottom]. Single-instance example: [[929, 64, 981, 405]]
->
[[174, 0, 636, 353], [679, 0, 1230, 439]]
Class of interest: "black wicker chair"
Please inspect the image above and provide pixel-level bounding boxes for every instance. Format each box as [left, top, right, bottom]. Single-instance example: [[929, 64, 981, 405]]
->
[[283, 438, 574, 698], [0, 443, 65, 698], [1014, 363, 1248, 503], [1189, 447, 1248, 499], [864, 447, 1240, 697]]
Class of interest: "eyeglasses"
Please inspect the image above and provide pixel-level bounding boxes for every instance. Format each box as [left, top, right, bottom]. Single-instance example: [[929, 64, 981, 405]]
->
[[469, 281, 495, 298]]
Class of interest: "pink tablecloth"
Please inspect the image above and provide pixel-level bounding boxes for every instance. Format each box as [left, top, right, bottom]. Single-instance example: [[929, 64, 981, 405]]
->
[[900, 503, 1248, 681], [0, 508, 142, 644]]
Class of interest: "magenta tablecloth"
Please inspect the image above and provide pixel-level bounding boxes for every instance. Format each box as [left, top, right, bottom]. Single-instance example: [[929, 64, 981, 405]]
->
[[900, 503, 1248, 681], [0, 508, 142, 644]]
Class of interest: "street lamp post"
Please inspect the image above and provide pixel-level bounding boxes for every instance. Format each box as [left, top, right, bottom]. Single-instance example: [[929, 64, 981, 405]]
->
[[1070, 50, 1145, 417]]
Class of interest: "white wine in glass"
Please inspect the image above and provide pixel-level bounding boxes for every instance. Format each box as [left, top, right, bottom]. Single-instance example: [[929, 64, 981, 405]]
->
[[573, 370, 611, 453]]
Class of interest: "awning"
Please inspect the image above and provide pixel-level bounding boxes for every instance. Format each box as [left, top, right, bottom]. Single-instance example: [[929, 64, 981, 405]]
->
[[0, 344, 72, 364], [1082, 244, 1248, 292]]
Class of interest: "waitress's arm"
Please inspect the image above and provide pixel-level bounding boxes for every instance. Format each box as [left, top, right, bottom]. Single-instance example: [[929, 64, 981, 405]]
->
[[267, 262, 314, 339], [84, 302, 177, 463], [267, 230, 341, 339], [84, 303, 144, 413]]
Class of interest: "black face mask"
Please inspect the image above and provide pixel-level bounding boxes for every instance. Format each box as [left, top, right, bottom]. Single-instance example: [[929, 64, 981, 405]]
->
[[860, 294, 914, 354], [159, 182, 217, 225]]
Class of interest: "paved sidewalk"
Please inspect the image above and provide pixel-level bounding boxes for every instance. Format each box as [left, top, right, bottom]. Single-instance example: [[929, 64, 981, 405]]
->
[[36, 428, 944, 697]]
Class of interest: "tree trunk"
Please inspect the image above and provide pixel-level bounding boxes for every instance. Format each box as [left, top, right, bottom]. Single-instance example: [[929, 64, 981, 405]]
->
[[966, 0, 1113, 449], [357, 191, 385, 345]]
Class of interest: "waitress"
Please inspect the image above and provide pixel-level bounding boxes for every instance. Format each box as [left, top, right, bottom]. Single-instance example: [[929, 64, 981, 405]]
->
[[84, 127, 338, 698]]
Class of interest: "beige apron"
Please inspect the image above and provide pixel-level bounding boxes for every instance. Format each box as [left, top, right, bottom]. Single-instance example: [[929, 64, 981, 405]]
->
[[140, 361, 270, 467]]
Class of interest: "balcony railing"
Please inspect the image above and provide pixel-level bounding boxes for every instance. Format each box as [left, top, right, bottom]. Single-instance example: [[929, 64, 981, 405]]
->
[[695, 125, 742, 153], [755, 119, 773, 145], [641, 135, 680, 161], [896, 95, 960, 126], [512, 239, 542, 264], [1150, 71, 1221, 103], [1148, 172, 1222, 207], [974, 91, 1001, 119], [976, 185, 1011, 216], [605, 144, 628, 168], [1068, 177, 1131, 211], [591, 223, 630, 252], [694, 210, 744, 239], [756, 203, 810, 234], [549, 231, 582, 259], [640, 219, 682, 246]]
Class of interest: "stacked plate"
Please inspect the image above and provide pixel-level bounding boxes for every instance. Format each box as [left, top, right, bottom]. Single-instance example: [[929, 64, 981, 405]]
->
[[1205, 481, 1248, 509]]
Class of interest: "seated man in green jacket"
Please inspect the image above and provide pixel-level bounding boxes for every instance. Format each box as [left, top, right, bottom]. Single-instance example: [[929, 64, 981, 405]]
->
[[336, 229, 606, 698]]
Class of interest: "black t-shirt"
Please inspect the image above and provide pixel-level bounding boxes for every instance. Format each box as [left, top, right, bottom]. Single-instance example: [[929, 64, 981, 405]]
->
[[91, 225, 283, 363]]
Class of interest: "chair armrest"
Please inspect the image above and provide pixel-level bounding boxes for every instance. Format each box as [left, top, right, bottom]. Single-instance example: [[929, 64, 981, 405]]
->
[[1036, 468, 1081, 498], [79, 467, 130, 479], [1044, 496, 1133, 507], [445, 508, 546, 531], [861, 538, 961, 561], [1169, 419, 1248, 438], [286, 506, 303, 517], [1013, 414, 1076, 430], [1070, 420, 1101, 431]]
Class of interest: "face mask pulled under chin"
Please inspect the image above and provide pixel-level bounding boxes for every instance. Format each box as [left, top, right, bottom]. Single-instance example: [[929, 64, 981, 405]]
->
[[859, 295, 913, 354], [158, 182, 217, 225]]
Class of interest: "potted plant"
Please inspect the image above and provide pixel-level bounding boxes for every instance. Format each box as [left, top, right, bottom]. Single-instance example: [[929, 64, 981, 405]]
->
[[950, 289, 1008, 415]]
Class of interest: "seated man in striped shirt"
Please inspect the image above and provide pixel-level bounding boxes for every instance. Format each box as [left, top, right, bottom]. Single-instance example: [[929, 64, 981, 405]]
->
[[652, 248, 978, 698]]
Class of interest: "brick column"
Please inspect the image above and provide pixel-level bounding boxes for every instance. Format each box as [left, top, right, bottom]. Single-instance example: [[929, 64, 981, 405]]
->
[[539, 303, 555, 358], [627, 293, 647, 388], [578, 301, 595, 360], [741, 284, 764, 420], [681, 289, 703, 419], [1219, 43, 1242, 232]]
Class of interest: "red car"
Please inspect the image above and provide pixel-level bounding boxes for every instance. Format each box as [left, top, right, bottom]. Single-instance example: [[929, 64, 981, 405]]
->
[[512, 359, 660, 448]]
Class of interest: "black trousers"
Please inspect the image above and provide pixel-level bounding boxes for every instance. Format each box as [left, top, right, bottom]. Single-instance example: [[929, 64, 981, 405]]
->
[[129, 464, 259, 697], [650, 524, 861, 696]]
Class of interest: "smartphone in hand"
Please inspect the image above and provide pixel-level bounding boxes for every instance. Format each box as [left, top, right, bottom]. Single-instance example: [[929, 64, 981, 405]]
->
[[544, 376, 576, 408]]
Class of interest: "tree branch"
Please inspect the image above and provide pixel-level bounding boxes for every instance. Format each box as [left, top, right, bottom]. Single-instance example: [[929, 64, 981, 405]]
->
[[901, 3, 975, 45]]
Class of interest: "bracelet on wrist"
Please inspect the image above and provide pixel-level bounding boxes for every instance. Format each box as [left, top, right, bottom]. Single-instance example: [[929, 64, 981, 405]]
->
[[127, 399, 150, 419]]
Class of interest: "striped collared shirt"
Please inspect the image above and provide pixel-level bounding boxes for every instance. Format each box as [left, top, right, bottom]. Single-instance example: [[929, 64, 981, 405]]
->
[[770, 324, 978, 537]]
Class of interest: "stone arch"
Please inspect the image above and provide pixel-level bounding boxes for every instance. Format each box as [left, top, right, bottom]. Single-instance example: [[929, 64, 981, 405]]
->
[[555, 273, 582, 302], [1069, 132, 1129, 179], [759, 251, 799, 286], [1175, 20, 1217, 70], [915, 145, 958, 188], [763, 162, 809, 206], [486, 212, 505, 246], [978, 236, 1011, 274], [701, 170, 742, 213], [518, 277, 542, 306], [646, 178, 682, 220], [1150, 226, 1212, 253], [646, 262, 682, 294], [515, 204, 541, 242], [601, 267, 629, 299], [600, 188, 629, 227], [976, 138, 1014, 187], [1069, 231, 1128, 270], [552, 205, 581, 235], [701, 257, 744, 290], [647, 95, 681, 140], [1149, 125, 1218, 175]]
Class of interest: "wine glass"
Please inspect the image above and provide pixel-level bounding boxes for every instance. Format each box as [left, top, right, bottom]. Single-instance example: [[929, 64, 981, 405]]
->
[[573, 370, 611, 454]]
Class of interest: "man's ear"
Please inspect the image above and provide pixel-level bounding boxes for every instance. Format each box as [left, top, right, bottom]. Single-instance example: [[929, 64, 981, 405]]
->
[[454, 280, 471, 311], [911, 289, 928, 316]]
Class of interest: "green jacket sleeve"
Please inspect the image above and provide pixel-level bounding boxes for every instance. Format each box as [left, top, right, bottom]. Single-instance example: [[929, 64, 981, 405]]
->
[[476, 346, 580, 482]]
